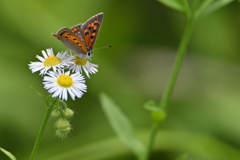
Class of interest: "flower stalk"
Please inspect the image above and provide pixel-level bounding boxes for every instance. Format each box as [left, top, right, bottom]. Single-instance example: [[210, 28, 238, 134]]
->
[[160, 16, 194, 110], [29, 102, 54, 160], [144, 16, 195, 160]]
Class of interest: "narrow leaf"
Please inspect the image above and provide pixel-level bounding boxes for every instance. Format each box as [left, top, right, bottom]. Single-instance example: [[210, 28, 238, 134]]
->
[[0, 148, 17, 160], [30, 85, 46, 104], [99, 93, 146, 159], [158, 0, 186, 13], [143, 100, 160, 112], [196, 0, 234, 17], [30, 85, 43, 97]]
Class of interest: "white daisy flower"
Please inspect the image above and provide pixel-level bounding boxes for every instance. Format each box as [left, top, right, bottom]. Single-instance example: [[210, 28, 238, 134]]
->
[[69, 55, 98, 78], [29, 48, 75, 75], [43, 70, 87, 101]]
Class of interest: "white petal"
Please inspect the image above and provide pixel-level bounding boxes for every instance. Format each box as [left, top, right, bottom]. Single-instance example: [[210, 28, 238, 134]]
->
[[62, 88, 68, 101], [67, 88, 75, 100], [47, 48, 53, 56], [41, 50, 48, 59], [36, 55, 45, 62], [83, 67, 90, 78]]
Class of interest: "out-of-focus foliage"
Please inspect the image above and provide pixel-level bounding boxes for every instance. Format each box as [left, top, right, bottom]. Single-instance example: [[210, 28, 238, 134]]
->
[[157, 0, 187, 13], [0, 0, 240, 160], [0, 148, 16, 160], [100, 93, 146, 159]]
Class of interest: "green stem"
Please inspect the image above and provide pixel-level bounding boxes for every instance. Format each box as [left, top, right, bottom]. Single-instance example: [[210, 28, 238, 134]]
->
[[182, 0, 191, 18], [29, 104, 53, 160], [143, 123, 159, 160], [160, 17, 194, 110], [144, 17, 195, 160]]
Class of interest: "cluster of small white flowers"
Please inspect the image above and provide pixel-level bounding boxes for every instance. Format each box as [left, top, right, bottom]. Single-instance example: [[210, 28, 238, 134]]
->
[[29, 48, 98, 101]]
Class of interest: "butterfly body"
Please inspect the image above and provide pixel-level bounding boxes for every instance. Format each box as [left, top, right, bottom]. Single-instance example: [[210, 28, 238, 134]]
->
[[52, 13, 104, 59]]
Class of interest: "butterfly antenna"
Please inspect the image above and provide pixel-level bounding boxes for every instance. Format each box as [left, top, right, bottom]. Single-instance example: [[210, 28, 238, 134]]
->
[[92, 46, 112, 51]]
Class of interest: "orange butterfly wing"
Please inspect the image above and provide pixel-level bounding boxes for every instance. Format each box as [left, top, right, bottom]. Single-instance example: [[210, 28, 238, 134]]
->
[[52, 28, 87, 54], [82, 13, 104, 50], [52, 13, 104, 56]]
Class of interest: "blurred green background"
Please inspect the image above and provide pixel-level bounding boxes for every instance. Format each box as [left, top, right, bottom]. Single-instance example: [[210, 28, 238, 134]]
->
[[0, 0, 240, 159]]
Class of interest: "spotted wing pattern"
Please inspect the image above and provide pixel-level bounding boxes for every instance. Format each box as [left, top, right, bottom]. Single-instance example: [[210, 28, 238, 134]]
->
[[70, 24, 86, 47], [82, 12, 104, 50], [52, 28, 87, 54]]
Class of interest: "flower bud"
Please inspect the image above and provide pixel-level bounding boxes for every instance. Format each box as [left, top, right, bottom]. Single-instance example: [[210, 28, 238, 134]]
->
[[64, 108, 74, 118], [51, 109, 61, 119], [55, 118, 70, 130], [55, 127, 71, 139]]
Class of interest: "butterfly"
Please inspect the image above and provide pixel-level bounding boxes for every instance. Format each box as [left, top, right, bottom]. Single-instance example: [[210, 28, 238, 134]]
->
[[52, 12, 104, 59]]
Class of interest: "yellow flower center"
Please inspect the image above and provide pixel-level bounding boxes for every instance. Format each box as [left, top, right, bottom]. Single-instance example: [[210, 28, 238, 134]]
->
[[57, 74, 74, 87], [74, 56, 87, 65], [43, 56, 61, 67]]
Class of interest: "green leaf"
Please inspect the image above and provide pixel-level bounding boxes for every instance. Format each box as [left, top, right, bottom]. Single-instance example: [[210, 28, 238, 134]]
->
[[143, 100, 160, 112], [99, 93, 146, 159], [195, 0, 234, 18], [144, 100, 167, 124], [157, 0, 186, 13], [0, 147, 17, 160]]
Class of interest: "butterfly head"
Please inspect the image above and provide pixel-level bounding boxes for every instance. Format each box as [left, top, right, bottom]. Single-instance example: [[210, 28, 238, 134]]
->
[[86, 47, 94, 58], [87, 51, 94, 58]]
